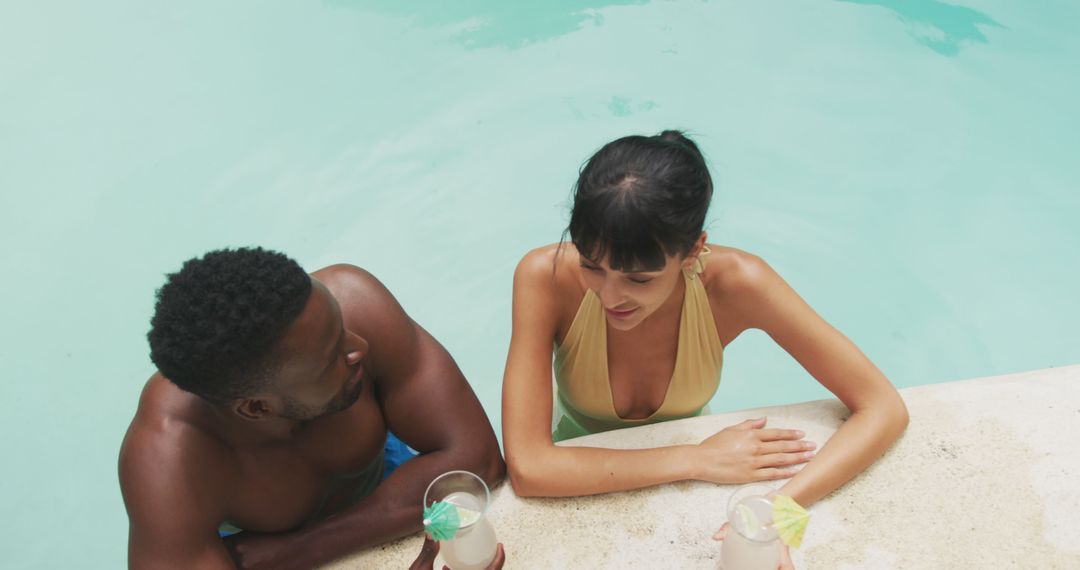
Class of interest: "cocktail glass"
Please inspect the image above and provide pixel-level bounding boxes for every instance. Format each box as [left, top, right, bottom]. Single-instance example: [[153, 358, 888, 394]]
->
[[721, 484, 781, 570], [423, 470, 497, 570]]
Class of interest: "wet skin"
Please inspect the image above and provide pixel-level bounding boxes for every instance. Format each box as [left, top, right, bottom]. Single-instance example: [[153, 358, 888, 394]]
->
[[119, 265, 505, 570]]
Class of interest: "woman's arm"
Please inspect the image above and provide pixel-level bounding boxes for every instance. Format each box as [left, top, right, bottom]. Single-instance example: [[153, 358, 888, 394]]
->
[[502, 249, 812, 497], [725, 253, 909, 507]]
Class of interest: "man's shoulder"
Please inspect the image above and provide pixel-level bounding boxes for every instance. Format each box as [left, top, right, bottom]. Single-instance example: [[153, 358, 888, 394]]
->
[[311, 264, 422, 383], [312, 264, 403, 318], [312, 264, 385, 296], [120, 377, 232, 547], [312, 262, 370, 281], [119, 376, 235, 502]]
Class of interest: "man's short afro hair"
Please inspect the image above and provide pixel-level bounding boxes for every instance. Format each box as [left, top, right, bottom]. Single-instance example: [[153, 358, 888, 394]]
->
[[148, 247, 312, 403]]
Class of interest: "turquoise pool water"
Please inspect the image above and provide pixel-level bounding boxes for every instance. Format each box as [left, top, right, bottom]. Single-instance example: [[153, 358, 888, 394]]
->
[[2, 1, 1077, 567]]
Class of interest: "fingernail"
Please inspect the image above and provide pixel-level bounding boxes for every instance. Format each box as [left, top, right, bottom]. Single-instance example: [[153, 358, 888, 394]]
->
[[796, 430, 805, 437], [807, 441, 817, 449]]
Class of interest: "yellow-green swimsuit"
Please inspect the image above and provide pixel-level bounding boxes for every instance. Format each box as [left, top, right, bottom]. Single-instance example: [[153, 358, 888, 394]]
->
[[553, 250, 724, 441]]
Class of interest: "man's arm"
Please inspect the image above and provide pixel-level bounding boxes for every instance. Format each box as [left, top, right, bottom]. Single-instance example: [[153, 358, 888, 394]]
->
[[119, 426, 235, 569], [238, 265, 504, 568]]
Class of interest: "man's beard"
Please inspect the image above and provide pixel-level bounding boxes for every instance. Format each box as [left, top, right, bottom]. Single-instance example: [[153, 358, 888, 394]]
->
[[280, 378, 364, 421]]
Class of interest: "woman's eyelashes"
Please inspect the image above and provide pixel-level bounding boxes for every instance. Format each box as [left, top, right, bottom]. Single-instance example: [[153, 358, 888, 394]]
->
[[582, 263, 654, 285], [580, 263, 604, 274]]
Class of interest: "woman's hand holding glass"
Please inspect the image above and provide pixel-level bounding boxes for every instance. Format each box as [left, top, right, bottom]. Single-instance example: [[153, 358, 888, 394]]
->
[[713, 522, 794, 570]]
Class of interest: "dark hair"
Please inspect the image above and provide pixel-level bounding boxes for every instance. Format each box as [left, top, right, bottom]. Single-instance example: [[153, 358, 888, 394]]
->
[[147, 247, 312, 403], [568, 130, 712, 271]]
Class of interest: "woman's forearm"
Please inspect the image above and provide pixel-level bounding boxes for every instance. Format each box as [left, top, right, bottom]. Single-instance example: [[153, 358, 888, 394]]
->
[[778, 399, 909, 507], [509, 442, 699, 497]]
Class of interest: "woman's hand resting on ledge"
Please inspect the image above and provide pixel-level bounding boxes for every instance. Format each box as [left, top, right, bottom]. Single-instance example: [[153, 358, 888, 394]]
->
[[693, 418, 816, 484]]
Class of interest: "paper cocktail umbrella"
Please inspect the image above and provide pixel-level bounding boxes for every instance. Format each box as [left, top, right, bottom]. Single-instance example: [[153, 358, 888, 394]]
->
[[423, 501, 461, 541], [423, 501, 483, 541], [771, 495, 810, 548]]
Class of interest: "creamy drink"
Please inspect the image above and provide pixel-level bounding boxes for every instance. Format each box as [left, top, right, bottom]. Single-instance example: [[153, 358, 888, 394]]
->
[[423, 471, 498, 570], [721, 485, 781, 570], [439, 491, 497, 570]]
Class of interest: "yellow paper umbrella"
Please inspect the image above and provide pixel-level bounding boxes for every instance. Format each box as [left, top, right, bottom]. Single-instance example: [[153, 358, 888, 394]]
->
[[772, 495, 810, 548]]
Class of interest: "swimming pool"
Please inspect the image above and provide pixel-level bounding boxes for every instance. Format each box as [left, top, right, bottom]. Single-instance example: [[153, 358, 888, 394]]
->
[[2, 1, 1077, 567]]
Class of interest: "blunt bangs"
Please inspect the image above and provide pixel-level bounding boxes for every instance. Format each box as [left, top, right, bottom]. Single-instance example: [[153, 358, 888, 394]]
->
[[569, 183, 679, 272]]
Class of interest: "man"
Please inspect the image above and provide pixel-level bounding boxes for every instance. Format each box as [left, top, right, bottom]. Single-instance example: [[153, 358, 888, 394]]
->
[[119, 247, 505, 569]]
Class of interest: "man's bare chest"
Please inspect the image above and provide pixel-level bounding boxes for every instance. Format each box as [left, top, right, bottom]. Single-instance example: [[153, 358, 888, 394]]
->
[[224, 395, 387, 531]]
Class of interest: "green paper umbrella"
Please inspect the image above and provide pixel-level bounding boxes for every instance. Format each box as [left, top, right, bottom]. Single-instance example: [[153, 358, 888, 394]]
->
[[423, 500, 485, 541], [423, 501, 461, 541]]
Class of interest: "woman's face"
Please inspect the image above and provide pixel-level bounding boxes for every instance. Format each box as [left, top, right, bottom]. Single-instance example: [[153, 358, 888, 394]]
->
[[577, 250, 689, 332]]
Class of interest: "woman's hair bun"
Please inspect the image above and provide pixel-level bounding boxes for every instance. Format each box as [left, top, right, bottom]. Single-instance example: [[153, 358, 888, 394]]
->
[[656, 130, 704, 162]]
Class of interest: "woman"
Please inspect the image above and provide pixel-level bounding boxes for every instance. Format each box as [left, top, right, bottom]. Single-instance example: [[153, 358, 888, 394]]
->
[[501, 130, 908, 511]]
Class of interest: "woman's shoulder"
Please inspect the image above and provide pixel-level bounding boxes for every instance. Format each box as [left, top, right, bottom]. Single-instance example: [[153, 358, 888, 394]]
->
[[515, 243, 560, 271], [701, 245, 777, 297], [514, 243, 583, 288], [512, 244, 586, 335]]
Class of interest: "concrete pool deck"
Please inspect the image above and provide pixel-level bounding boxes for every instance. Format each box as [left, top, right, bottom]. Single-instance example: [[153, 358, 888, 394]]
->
[[327, 365, 1080, 568]]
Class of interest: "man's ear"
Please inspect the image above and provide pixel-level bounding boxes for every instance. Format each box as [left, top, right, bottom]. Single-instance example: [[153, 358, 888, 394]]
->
[[234, 397, 273, 421]]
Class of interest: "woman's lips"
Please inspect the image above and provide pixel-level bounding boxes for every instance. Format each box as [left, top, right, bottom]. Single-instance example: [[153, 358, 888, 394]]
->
[[605, 306, 638, 319]]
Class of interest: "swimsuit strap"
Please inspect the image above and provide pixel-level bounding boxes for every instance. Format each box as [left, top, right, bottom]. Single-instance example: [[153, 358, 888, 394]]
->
[[683, 246, 712, 280]]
